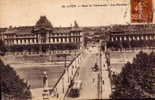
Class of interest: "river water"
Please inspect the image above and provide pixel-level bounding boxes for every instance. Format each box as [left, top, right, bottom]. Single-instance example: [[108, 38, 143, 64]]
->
[[10, 62, 69, 89]]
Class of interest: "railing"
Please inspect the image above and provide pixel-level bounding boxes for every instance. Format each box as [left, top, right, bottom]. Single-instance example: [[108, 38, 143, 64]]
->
[[2, 92, 31, 100], [45, 52, 84, 99]]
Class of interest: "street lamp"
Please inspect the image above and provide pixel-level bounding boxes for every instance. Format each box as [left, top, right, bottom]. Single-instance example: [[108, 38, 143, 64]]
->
[[42, 71, 49, 100], [98, 31, 111, 99], [57, 53, 70, 83], [43, 71, 48, 89], [103, 33, 113, 98], [97, 39, 103, 99]]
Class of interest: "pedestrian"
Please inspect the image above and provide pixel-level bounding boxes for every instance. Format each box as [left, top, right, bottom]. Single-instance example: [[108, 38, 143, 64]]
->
[[93, 78, 95, 83], [56, 93, 59, 98], [102, 80, 104, 85]]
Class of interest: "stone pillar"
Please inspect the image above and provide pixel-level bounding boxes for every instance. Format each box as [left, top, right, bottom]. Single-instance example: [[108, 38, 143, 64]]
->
[[133, 36, 135, 40], [124, 36, 126, 41], [63, 38, 65, 43], [116, 37, 118, 41], [141, 36, 144, 40], [120, 37, 122, 41], [43, 71, 49, 89], [42, 71, 49, 100], [137, 36, 140, 41], [67, 38, 69, 43], [30, 39, 32, 44], [150, 35, 152, 40], [49, 38, 51, 43], [111, 37, 114, 42], [26, 39, 28, 44]]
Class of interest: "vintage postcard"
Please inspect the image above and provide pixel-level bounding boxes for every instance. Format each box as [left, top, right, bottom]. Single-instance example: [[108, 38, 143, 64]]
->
[[0, 0, 155, 100]]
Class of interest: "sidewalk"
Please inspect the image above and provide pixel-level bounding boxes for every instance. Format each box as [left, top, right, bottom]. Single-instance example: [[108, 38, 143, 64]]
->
[[101, 66, 112, 98], [30, 47, 112, 100], [101, 52, 112, 99], [78, 50, 98, 99]]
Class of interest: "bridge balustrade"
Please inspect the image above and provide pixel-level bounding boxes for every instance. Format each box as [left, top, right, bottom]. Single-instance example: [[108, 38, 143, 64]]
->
[[46, 52, 84, 99]]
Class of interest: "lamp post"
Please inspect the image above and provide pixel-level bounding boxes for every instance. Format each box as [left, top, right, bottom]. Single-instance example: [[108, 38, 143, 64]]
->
[[57, 54, 70, 83], [43, 71, 48, 89], [42, 71, 49, 100], [98, 39, 103, 99], [98, 31, 111, 99], [104, 33, 113, 98]]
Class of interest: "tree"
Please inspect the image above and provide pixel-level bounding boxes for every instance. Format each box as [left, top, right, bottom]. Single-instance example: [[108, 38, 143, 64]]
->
[[111, 51, 155, 98], [0, 40, 7, 56], [0, 59, 31, 100]]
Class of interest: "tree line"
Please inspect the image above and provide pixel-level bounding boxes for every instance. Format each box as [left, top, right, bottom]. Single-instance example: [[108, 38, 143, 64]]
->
[[0, 59, 32, 100], [111, 51, 155, 98]]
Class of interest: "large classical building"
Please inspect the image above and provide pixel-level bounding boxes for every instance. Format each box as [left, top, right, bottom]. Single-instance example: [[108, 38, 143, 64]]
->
[[1, 16, 155, 54], [107, 24, 155, 50], [0, 28, 7, 41], [1, 16, 83, 54]]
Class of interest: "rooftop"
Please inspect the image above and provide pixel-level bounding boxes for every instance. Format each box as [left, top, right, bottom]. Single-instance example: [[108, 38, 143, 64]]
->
[[35, 16, 53, 28]]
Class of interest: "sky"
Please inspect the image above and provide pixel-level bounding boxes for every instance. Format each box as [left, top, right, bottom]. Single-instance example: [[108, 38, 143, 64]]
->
[[0, 0, 155, 27]]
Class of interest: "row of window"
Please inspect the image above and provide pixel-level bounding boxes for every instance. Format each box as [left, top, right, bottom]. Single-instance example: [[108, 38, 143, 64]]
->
[[11, 50, 79, 55], [110, 35, 155, 42], [4, 34, 35, 38], [51, 32, 80, 36], [5, 37, 81, 45], [4, 32, 81, 38]]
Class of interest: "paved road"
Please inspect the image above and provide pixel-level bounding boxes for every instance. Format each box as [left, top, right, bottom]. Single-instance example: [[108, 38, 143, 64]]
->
[[78, 48, 99, 99], [101, 52, 112, 99], [77, 47, 111, 99], [66, 47, 112, 100]]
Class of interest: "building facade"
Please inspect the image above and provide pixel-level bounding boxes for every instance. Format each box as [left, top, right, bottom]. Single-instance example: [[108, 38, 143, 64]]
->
[[2, 16, 83, 54], [0, 28, 7, 42], [107, 24, 155, 50]]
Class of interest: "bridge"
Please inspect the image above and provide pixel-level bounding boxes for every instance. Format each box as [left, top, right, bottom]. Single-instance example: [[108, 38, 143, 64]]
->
[[40, 46, 112, 100], [41, 52, 85, 100]]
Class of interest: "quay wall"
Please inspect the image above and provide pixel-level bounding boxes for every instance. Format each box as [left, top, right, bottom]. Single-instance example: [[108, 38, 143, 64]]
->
[[2, 53, 76, 64]]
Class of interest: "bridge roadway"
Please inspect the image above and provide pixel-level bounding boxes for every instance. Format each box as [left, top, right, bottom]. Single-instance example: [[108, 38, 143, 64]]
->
[[78, 48, 98, 99], [65, 47, 111, 99], [32, 47, 111, 100]]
